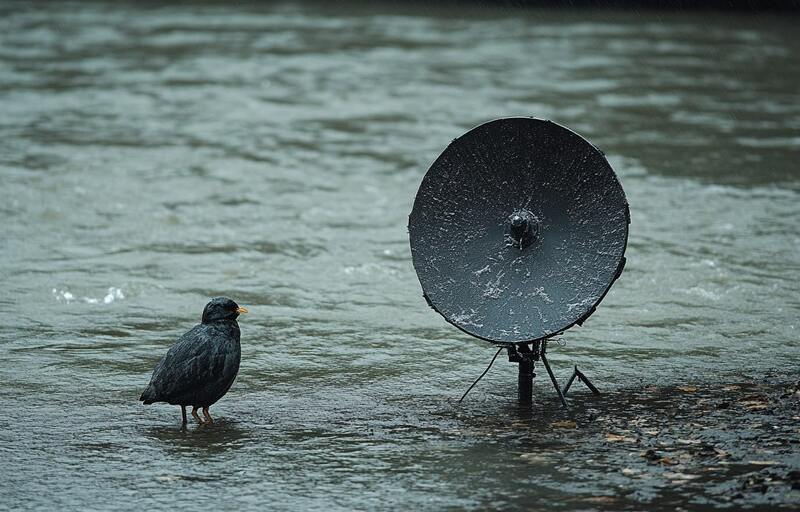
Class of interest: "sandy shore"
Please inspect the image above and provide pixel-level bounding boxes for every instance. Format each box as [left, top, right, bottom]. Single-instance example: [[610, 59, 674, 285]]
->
[[509, 375, 800, 509]]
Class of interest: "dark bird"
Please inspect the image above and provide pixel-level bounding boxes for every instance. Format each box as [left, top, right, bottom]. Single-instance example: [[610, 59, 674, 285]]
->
[[140, 297, 247, 426]]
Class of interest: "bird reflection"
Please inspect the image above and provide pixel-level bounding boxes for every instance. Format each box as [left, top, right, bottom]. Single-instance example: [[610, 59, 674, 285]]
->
[[145, 418, 251, 456]]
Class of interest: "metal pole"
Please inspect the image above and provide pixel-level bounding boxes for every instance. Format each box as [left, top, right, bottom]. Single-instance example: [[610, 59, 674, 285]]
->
[[575, 367, 601, 395], [517, 343, 534, 404], [540, 341, 568, 407], [563, 365, 601, 396], [563, 367, 579, 395]]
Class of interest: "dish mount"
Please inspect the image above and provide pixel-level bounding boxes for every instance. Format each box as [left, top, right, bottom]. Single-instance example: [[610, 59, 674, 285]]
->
[[409, 117, 629, 404]]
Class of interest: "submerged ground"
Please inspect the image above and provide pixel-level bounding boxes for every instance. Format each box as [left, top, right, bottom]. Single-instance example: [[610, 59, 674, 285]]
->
[[1, 2, 798, 510]]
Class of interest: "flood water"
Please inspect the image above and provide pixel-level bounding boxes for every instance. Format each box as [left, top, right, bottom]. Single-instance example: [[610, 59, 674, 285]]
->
[[1, 2, 799, 510]]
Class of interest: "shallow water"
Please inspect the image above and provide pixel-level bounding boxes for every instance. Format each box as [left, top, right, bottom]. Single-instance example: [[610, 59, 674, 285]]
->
[[1, 2, 798, 510]]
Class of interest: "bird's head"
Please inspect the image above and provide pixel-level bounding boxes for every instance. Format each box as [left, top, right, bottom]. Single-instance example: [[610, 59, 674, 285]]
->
[[201, 297, 248, 324]]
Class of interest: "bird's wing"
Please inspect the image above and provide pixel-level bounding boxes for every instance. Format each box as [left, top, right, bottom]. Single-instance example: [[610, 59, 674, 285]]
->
[[146, 324, 236, 402]]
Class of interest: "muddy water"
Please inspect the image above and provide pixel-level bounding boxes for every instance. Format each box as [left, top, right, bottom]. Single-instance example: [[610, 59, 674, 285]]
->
[[1, 2, 798, 510]]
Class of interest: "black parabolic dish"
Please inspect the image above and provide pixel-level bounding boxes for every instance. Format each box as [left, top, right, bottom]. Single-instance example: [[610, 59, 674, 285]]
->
[[408, 117, 629, 344]]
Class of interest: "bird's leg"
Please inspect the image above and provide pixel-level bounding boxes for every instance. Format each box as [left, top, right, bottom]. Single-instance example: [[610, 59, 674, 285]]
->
[[181, 405, 188, 427], [191, 406, 204, 424], [202, 406, 213, 424]]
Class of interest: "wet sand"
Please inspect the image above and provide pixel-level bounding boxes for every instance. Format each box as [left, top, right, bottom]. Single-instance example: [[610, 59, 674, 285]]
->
[[485, 374, 800, 510]]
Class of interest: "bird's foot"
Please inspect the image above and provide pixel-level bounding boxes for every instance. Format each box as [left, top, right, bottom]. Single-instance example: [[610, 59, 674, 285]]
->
[[202, 407, 214, 424], [191, 406, 204, 424]]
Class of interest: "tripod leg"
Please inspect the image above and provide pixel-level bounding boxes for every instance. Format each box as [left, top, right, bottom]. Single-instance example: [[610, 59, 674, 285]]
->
[[575, 367, 601, 395], [540, 352, 567, 407], [562, 366, 579, 396]]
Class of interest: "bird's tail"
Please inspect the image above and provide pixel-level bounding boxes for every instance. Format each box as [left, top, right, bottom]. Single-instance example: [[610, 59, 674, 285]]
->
[[139, 385, 158, 404]]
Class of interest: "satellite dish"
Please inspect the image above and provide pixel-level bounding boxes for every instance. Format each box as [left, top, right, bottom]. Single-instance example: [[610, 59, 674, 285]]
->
[[409, 117, 628, 344], [408, 117, 629, 403]]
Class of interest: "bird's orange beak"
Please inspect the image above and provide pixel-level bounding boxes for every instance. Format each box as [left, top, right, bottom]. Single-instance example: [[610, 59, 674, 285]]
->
[[237, 306, 248, 314]]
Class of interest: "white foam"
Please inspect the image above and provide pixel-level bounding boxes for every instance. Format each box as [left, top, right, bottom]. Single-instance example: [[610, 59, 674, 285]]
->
[[52, 289, 76, 302], [52, 287, 125, 304], [102, 287, 125, 304]]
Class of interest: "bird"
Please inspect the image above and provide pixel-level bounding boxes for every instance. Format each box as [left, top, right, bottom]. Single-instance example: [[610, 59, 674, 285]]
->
[[140, 297, 247, 426]]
